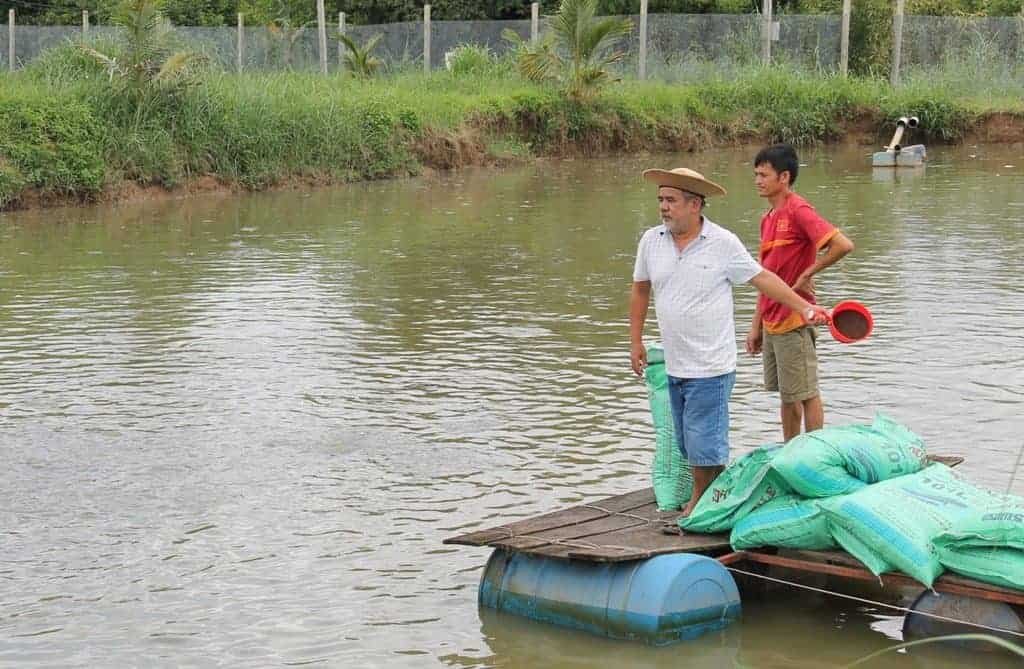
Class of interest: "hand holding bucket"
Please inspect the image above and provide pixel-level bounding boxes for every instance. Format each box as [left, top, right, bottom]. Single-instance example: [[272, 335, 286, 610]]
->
[[825, 300, 874, 344]]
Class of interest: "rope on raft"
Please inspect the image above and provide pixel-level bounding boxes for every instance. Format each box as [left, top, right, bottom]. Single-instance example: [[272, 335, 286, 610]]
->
[[726, 565, 1024, 639]]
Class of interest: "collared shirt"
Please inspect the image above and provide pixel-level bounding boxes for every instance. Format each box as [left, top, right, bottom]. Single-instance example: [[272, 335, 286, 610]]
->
[[633, 218, 762, 378], [758, 193, 837, 334]]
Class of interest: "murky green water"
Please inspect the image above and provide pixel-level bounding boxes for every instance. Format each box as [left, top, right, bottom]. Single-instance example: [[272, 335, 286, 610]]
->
[[1, 144, 1022, 667]]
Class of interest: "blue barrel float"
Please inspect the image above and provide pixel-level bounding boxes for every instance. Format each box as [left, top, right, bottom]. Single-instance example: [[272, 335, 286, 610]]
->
[[478, 549, 741, 645]]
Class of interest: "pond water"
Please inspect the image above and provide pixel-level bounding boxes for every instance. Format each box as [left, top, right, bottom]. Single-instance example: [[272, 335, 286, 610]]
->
[[1, 144, 1022, 667]]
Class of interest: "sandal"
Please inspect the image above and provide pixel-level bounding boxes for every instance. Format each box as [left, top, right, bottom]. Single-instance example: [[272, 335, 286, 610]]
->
[[660, 521, 684, 536]]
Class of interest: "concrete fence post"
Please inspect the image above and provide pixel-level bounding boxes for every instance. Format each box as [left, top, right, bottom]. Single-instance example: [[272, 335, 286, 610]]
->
[[531, 3, 540, 43], [891, 0, 905, 86], [761, 0, 772, 65], [338, 13, 346, 70], [236, 13, 244, 73], [840, 0, 851, 75], [639, 0, 648, 80], [82, 10, 89, 38], [316, 0, 327, 74], [8, 9, 15, 72], [424, 4, 431, 72]]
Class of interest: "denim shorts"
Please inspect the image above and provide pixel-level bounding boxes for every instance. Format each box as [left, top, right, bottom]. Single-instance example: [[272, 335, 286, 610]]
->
[[667, 371, 736, 467]]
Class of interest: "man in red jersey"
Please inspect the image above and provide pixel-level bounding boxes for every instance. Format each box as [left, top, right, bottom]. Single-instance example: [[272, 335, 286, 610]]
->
[[745, 144, 855, 442]]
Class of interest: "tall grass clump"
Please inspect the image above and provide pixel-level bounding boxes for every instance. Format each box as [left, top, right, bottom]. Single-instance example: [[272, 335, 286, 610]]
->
[[689, 67, 875, 143], [168, 72, 423, 187], [445, 44, 500, 76]]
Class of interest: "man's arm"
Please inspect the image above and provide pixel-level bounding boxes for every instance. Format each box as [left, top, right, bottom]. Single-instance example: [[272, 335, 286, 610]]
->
[[794, 231, 855, 294], [630, 281, 652, 376], [746, 301, 764, 354], [749, 270, 828, 325]]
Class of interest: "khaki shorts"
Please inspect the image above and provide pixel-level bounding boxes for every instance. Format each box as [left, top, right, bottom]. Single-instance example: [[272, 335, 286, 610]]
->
[[763, 326, 819, 403]]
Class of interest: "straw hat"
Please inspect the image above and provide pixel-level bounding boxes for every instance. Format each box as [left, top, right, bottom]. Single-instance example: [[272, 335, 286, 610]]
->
[[642, 167, 727, 198]]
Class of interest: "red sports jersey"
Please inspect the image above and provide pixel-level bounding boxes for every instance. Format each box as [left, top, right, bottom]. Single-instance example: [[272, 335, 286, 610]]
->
[[757, 193, 838, 334]]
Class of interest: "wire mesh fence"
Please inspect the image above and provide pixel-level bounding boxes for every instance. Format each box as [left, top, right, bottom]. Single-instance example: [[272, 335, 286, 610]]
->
[[1, 13, 1022, 79], [900, 14, 1024, 68]]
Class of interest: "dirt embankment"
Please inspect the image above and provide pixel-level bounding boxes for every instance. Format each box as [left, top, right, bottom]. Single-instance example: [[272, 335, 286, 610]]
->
[[964, 113, 1024, 144], [4, 111, 1023, 213]]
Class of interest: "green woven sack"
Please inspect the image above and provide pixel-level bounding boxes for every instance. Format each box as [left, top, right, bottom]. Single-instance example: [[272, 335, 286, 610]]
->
[[823, 464, 999, 587], [680, 446, 789, 534], [730, 494, 838, 551], [645, 344, 692, 511], [771, 413, 928, 498], [934, 503, 1024, 590]]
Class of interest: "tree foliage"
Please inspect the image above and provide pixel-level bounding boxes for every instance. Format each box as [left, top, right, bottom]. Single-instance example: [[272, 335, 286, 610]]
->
[[78, 0, 205, 120], [505, 0, 632, 100], [7, 0, 1020, 27], [338, 33, 384, 77]]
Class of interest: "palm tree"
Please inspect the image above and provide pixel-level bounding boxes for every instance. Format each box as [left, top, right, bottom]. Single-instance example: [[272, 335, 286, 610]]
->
[[503, 0, 632, 100], [338, 33, 384, 78], [80, 0, 203, 111]]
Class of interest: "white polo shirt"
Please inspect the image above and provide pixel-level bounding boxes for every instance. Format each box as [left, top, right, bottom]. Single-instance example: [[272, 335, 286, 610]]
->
[[633, 218, 762, 378]]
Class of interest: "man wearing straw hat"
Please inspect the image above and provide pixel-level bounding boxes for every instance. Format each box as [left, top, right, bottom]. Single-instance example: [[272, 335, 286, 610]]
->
[[630, 167, 829, 518]]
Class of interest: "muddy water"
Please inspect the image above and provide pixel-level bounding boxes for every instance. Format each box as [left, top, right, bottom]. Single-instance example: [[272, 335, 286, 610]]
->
[[1, 144, 1022, 667]]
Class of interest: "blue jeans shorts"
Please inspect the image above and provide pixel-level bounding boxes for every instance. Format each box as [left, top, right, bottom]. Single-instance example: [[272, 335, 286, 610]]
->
[[667, 372, 735, 467]]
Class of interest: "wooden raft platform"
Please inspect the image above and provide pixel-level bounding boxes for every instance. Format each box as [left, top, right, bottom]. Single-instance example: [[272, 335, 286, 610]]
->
[[444, 455, 1024, 607], [443, 487, 730, 562], [444, 455, 966, 564]]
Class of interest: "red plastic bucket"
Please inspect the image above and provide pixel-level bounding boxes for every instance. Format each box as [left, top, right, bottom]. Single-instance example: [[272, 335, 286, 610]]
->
[[828, 300, 873, 344]]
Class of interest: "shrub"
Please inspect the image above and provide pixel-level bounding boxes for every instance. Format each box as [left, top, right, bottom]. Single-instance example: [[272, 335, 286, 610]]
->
[[338, 33, 385, 78], [0, 95, 105, 206], [445, 44, 496, 76]]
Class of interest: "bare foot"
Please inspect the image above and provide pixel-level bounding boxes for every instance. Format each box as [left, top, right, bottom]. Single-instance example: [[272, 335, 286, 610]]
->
[[679, 501, 697, 518]]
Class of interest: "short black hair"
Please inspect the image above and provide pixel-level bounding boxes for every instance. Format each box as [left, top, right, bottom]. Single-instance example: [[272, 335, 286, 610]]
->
[[754, 143, 799, 186]]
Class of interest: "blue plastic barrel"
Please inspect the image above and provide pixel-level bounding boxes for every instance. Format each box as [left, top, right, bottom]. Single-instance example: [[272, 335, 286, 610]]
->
[[478, 549, 741, 645]]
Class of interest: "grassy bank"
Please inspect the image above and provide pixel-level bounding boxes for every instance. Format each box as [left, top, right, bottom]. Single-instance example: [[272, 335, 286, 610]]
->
[[1, 57, 1023, 210]]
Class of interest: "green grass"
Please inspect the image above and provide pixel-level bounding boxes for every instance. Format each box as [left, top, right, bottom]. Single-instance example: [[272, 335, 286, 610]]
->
[[0, 51, 1022, 208]]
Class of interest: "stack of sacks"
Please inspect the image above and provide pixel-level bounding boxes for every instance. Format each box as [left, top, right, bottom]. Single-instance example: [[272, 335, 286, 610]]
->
[[671, 412, 1023, 591], [933, 500, 1024, 590], [769, 413, 928, 497], [730, 413, 928, 553], [644, 344, 692, 511], [821, 464, 1002, 587]]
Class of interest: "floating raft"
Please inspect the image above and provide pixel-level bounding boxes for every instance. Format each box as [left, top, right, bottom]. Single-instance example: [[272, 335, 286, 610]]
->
[[444, 454, 1024, 644], [445, 455, 967, 564], [445, 487, 730, 562]]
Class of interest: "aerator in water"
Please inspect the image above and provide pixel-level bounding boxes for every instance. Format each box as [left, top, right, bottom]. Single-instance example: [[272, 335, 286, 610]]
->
[[872, 116, 926, 167]]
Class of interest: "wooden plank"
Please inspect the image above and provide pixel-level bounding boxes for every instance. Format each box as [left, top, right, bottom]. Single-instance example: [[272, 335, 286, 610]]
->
[[738, 551, 1024, 607], [491, 502, 660, 552], [717, 551, 747, 566], [443, 488, 657, 546], [564, 527, 730, 562], [446, 485, 726, 562], [786, 549, 868, 569], [786, 548, 1024, 599], [929, 454, 965, 468], [501, 523, 727, 562]]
